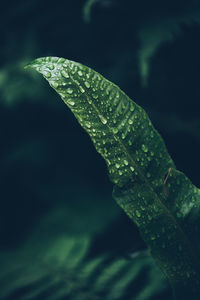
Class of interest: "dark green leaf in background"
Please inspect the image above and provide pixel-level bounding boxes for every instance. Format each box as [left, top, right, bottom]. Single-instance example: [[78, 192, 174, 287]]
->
[[0, 190, 169, 300], [0, 226, 168, 300]]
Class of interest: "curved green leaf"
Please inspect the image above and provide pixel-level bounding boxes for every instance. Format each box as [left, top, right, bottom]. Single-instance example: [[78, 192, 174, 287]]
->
[[26, 57, 200, 299]]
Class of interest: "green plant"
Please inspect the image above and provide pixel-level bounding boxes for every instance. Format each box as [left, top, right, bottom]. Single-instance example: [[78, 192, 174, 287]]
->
[[26, 56, 200, 299]]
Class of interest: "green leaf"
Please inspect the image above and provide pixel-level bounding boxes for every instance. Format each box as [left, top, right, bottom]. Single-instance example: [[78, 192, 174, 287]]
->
[[0, 207, 168, 300], [83, 0, 100, 23], [26, 56, 200, 299]]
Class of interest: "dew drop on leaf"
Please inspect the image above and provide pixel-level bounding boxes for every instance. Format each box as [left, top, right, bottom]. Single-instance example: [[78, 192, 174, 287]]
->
[[124, 159, 129, 166], [128, 140, 132, 146], [85, 122, 91, 128], [121, 133, 126, 139], [142, 144, 148, 152], [51, 82, 58, 88], [136, 210, 141, 217], [80, 86, 85, 93], [66, 88, 73, 94], [49, 64, 54, 70], [99, 115, 107, 124], [68, 100, 75, 106], [84, 81, 91, 88], [61, 70, 69, 78], [43, 71, 51, 78], [78, 70, 83, 76], [128, 119, 133, 125]]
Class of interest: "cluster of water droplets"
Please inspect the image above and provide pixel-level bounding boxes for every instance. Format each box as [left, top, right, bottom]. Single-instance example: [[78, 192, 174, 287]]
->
[[33, 57, 175, 190]]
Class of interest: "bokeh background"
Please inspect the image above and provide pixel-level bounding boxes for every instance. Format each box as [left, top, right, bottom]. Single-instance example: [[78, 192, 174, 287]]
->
[[1, 0, 200, 299]]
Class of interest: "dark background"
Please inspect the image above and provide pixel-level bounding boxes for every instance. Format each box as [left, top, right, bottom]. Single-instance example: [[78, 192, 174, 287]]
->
[[0, 0, 200, 299]]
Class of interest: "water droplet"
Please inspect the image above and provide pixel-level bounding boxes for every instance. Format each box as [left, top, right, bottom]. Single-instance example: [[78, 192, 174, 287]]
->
[[66, 88, 73, 94], [142, 144, 148, 152], [113, 128, 118, 134], [68, 100, 75, 106], [79, 86, 85, 93], [49, 64, 54, 70], [87, 98, 92, 104], [63, 62, 68, 68], [107, 159, 111, 166], [136, 210, 141, 217], [147, 172, 151, 178], [128, 140, 132, 146], [119, 170, 123, 175], [92, 93, 98, 99], [128, 119, 133, 125], [43, 71, 51, 78], [59, 58, 66, 63], [85, 122, 91, 128], [115, 163, 120, 169], [151, 236, 156, 240], [130, 166, 134, 171], [150, 131, 154, 138], [84, 81, 90, 88], [121, 133, 126, 139], [130, 105, 135, 112], [51, 81, 58, 88], [99, 115, 107, 124], [124, 160, 129, 166], [78, 70, 83, 76], [61, 70, 69, 78]]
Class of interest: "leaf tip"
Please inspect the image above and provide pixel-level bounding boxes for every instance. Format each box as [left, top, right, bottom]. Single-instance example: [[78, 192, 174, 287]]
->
[[24, 57, 47, 72], [24, 57, 69, 80]]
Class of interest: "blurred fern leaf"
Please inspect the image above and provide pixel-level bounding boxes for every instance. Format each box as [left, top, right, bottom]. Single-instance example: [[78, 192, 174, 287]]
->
[[0, 229, 168, 300]]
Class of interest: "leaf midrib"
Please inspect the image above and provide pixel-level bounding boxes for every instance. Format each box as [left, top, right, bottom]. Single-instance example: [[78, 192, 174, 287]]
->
[[47, 61, 200, 275]]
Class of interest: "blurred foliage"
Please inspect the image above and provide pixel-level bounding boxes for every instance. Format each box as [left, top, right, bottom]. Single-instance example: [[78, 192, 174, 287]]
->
[[1, 0, 200, 299], [0, 202, 170, 300]]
